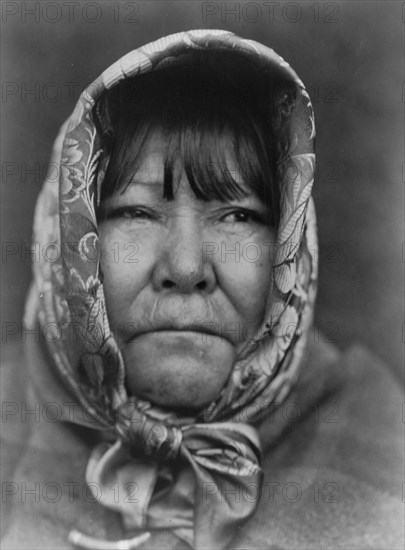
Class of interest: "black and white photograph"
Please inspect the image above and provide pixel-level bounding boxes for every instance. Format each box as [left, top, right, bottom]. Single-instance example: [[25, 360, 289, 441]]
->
[[1, 1, 404, 548]]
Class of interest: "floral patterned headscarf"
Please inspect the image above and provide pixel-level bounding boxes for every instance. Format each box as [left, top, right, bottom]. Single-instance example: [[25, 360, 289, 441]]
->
[[27, 30, 317, 550]]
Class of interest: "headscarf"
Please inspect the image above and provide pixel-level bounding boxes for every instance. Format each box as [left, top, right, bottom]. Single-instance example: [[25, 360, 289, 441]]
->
[[26, 29, 317, 550]]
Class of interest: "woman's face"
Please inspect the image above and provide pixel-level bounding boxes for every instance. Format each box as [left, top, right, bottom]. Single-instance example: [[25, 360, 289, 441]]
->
[[99, 131, 276, 409]]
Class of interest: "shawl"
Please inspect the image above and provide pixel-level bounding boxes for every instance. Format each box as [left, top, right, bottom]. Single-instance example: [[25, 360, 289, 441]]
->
[[25, 29, 317, 550]]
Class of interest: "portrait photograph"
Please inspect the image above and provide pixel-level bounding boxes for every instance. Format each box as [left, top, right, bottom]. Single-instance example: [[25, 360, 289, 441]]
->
[[1, 1, 404, 549]]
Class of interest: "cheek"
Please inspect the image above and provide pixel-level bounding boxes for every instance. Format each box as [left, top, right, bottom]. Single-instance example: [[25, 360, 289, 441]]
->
[[214, 236, 274, 328], [98, 228, 153, 326]]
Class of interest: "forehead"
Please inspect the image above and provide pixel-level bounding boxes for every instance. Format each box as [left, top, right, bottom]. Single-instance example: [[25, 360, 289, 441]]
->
[[132, 129, 243, 181]]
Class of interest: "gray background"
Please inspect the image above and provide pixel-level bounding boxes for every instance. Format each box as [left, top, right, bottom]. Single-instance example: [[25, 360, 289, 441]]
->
[[1, 0, 403, 379]]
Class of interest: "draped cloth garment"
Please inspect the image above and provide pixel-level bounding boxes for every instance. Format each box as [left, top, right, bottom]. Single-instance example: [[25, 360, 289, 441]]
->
[[26, 29, 318, 549]]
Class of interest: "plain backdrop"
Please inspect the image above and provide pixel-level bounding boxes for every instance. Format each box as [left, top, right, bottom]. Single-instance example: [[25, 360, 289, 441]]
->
[[1, 0, 403, 380]]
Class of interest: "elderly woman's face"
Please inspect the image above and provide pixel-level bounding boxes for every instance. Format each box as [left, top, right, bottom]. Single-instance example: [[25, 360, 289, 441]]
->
[[99, 132, 275, 409]]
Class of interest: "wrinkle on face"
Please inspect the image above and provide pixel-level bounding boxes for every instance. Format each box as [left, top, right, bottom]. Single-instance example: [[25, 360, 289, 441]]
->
[[98, 132, 276, 409]]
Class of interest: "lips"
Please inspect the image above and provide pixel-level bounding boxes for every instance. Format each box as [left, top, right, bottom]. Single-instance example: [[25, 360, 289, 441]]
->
[[112, 294, 240, 347], [124, 320, 232, 345]]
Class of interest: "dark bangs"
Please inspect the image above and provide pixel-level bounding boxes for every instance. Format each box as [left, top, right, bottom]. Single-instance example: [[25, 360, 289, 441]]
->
[[96, 61, 291, 228]]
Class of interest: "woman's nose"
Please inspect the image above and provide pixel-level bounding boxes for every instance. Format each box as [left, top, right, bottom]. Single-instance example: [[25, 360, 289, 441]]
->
[[151, 218, 216, 294]]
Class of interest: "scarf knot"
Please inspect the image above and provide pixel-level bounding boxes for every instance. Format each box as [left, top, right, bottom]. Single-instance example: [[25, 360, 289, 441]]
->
[[115, 405, 183, 461]]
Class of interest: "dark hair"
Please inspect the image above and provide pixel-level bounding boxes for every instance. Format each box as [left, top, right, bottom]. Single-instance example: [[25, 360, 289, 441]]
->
[[95, 52, 297, 228]]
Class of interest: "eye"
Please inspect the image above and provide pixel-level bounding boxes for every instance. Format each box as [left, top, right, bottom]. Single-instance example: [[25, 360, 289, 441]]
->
[[121, 207, 152, 220], [221, 209, 264, 225], [104, 206, 155, 221]]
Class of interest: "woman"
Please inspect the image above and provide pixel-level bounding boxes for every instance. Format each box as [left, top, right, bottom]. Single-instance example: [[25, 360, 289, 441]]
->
[[1, 30, 403, 550]]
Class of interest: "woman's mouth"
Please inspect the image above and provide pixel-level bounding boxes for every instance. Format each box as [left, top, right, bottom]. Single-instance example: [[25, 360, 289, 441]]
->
[[129, 329, 225, 352], [125, 323, 233, 345]]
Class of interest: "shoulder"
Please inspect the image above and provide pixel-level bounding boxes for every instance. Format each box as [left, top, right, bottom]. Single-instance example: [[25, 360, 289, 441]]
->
[[237, 341, 404, 549]]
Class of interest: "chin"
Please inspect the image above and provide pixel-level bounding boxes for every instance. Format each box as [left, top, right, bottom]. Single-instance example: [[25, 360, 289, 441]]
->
[[123, 331, 236, 409]]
